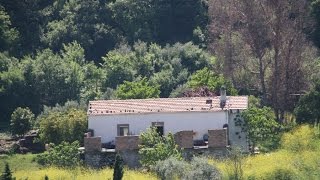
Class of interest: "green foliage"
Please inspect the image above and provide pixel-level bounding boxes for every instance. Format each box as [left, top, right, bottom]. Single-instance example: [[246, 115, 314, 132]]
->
[[311, 0, 320, 48], [1, 163, 13, 180], [81, 62, 106, 102], [115, 78, 160, 100], [42, 0, 120, 61], [152, 157, 187, 180], [185, 156, 221, 180], [109, 0, 208, 45], [264, 168, 296, 180], [227, 147, 244, 180], [113, 154, 124, 180], [281, 125, 319, 152], [139, 127, 182, 167], [0, 154, 40, 172], [187, 67, 237, 95], [0, 5, 19, 52], [102, 50, 135, 89], [35, 141, 80, 168], [248, 95, 261, 108], [241, 107, 280, 150], [10, 107, 34, 137], [38, 108, 87, 144], [26, 47, 84, 107], [152, 156, 221, 180], [294, 80, 320, 124]]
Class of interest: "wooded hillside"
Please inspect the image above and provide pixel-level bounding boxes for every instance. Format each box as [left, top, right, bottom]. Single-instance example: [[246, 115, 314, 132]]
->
[[0, 0, 320, 127]]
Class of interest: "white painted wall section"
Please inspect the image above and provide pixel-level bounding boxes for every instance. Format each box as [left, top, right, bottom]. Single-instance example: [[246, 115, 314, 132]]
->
[[88, 111, 227, 143]]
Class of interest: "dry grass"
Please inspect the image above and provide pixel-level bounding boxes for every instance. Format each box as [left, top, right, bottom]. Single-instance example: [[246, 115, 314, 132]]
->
[[14, 167, 157, 180]]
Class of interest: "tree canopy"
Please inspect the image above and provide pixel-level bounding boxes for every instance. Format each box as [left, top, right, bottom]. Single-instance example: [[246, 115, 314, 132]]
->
[[0, 0, 319, 128]]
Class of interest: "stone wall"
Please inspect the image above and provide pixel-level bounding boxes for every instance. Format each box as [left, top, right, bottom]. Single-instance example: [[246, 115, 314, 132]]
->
[[115, 135, 140, 151], [119, 150, 140, 168], [208, 129, 227, 148], [85, 151, 116, 168], [84, 136, 101, 153], [174, 130, 194, 149]]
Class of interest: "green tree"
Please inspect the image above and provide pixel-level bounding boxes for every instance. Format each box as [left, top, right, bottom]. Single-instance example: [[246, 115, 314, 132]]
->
[[294, 80, 320, 125], [311, 0, 320, 48], [241, 107, 280, 151], [25, 45, 84, 108], [36, 141, 80, 167], [109, 0, 208, 45], [113, 154, 124, 180], [0, 162, 12, 180], [10, 107, 34, 137], [0, 54, 26, 125], [139, 127, 182, 167], [42, 0, 120, 61], [187, 67, 237, 95], [81, 62, 106, 102], [0, 5, 19, 52], [102, 50, 135, 89], [38, 108, 87, 144], [115, 78, 160, 100]]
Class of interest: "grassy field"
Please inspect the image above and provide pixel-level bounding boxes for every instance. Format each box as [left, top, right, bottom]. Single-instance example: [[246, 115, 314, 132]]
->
[[1, 150, 320, 179], [14, 167, 157, 180], [0, 153, 40, 172], [0, 154, 157, 180], [1, 125, 319, 180], [212, 150, 320, 179]]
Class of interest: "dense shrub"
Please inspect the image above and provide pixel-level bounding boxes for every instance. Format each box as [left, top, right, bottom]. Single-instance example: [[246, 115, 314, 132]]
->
[[38, 108, 87, 144], [113, 154, 124, 180], [153, 157, 221, 180], [1, 163, 13, 180], [35, 141, 80, 168], [281, 125, 318, 152], [139, 127, 182, 167], [10, 107, 34, 137], [185, 157, 221, 180], [152, 157, 187, 180], [264, 168, 297, 180]]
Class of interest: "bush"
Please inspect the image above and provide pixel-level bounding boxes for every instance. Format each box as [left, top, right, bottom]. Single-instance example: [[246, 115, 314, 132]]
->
[[113, 154, 124, 180], [265, 168, 297, 180], [152, 157, 187, 180], [35, 141, 80, 168], [38, 108, 87, 144], [281, 125, 318, 152], [10, 107, 34, 137], [1, 162, 13, 180], [139, 127, 182, 167], [185, 157, 221, 180], [227, 147, 244, 180], [153, 156, 221, 180]]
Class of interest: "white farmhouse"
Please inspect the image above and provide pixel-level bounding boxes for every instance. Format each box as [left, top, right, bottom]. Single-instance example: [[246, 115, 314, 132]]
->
[[87, 96, 249, 151]]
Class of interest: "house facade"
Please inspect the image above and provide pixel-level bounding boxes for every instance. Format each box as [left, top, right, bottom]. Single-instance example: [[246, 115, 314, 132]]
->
[[87, 96, 249, 151]]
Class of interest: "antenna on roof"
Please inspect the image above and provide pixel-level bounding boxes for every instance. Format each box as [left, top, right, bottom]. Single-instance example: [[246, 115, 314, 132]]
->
[[220, 85, 227, 109]]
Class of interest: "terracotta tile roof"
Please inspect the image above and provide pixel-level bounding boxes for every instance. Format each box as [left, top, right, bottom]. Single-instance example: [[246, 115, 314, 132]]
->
[[88, 96, 248, 115]]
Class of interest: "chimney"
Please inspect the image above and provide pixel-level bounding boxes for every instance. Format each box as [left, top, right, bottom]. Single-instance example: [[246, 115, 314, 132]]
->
[[220, 85, 227, 109]]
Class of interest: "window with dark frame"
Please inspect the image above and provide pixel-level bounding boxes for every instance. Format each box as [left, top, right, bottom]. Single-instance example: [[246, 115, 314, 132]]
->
[[152, 122, 164, 136], [117, 124, 129, 136]]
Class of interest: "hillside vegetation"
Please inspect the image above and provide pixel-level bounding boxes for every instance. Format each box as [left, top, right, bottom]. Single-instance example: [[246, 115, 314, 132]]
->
[[1, 0, 320, 179]]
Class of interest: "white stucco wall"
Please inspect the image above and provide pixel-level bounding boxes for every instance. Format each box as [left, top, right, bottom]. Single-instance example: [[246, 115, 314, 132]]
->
[[88, 111, 227, 143], [228, 111, 249, 152]]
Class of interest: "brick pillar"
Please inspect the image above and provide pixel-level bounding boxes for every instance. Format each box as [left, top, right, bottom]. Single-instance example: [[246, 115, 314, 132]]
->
[[84, 136, 102, 153], [208, 129, 227, 148], [174, 131, 194, 149], [115, 136, 140, 151]]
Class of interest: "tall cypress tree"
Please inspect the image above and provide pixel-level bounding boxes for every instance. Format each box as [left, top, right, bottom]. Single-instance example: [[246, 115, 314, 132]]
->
[[1, 162, 12, 180], [113, 154, 124, 180]]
